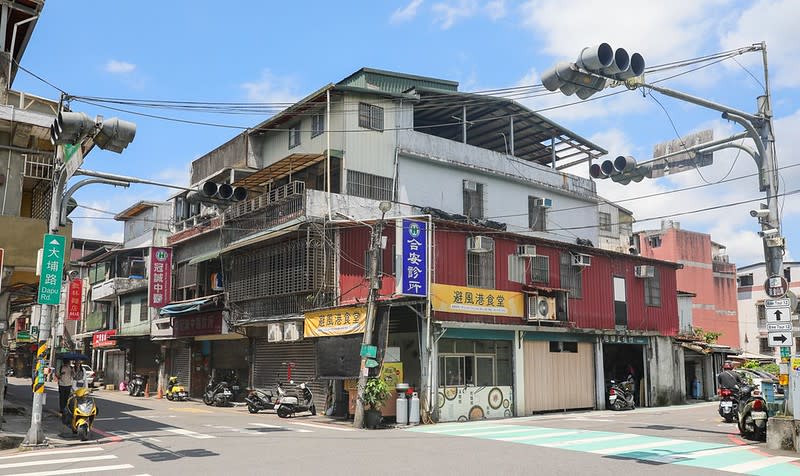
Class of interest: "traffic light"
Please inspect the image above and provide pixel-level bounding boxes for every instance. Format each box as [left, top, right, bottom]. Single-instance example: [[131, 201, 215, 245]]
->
[[94, 117, 137, 153], [50, 111, 95, 145], [542, 43, 645, 99], [590, 155, 649, 185], [187, 181, 248, 205]]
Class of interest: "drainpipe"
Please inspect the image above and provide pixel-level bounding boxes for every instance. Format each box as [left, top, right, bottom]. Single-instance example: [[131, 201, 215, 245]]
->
[[8, 14, 39, 87], [326, 89, 331, 220]]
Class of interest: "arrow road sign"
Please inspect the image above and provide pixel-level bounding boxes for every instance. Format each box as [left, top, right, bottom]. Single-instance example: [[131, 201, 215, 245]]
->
[[767, 322, 793, 332], [766, 306, 791, 323], [768, 331, 792, 347]]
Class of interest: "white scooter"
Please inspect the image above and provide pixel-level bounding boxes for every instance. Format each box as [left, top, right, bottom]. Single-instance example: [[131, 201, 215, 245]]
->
[[275, 381, 316, 418]]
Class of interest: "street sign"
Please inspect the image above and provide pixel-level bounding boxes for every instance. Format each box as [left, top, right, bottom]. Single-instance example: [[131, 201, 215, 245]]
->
[[768, 331, 792, 347], [767, 322, 793, 332], [37, 234, 65, 305], [61, 143, 85, 180], [650, 129, 714, 178], [764, 275, 789, 298], [764, 298, 792, 322], [360, 344, 377, 358]]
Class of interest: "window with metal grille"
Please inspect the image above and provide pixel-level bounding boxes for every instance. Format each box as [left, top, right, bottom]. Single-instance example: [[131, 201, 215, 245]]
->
[[312, 113, 324, 137], [358, 102, 384, 131], [559, 252, 582, 298], [346, 170, 393, 201], [463, 180, 484, 219], [599, 212, 612, 232], [467, 246, 495, 289], [139, 298, 148, 322], [528, 196, 546, 231], [289, 124, 301, 149], [738, 274, 754, 287], [123, 302, 131, 324], [644, 267, 661, 307], [757, 304, 766, 328], [759, 337, 771, 355], [648, 235, 662, 248], [531, 256, 549, 283]]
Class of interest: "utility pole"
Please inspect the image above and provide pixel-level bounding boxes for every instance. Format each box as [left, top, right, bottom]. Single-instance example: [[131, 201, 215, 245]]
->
[[353, 201, 391, 428]]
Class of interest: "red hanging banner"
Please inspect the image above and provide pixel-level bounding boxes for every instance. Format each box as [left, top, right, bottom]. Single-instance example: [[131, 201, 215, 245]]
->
[[149, 247, 172, 308], [67, 278, 83, 321]]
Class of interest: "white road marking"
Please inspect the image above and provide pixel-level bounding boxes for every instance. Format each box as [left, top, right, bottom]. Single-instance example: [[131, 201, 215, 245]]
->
[[284, 421, 353, 432], [0, 447, 104, 460], [462, 427, 550, 437], [719, 456, 798, 473], [95, 416, 132, 421], [164, 428, 215, 439], [497, 430, 582, 442], [591, 439, 686, 455], [8, 464, 134, 476], [249, 422, 311, 433], [0, 455, 117, 469], [681, 445, 752, 458], [415, 424, 509, 434], [540, 433, 638, 447]]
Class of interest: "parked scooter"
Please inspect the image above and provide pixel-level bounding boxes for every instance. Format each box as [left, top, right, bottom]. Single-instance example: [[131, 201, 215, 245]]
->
[[203, 377, 232, 407], [128, 373, 148, 397], [608, 377, 635, 411], [245, 382, 286, 414], [717, 387, 738, 423], [275, 381, 316, 418], [63, 387, 97, 441], [737, 384, 768, 441], [165, 376, 189, 401]]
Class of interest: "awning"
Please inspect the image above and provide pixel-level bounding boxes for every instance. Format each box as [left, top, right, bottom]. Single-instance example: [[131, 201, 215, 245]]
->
[[222, 222, 303, 253], [187, 249, 220, 266], [158, 294, 223, 316]]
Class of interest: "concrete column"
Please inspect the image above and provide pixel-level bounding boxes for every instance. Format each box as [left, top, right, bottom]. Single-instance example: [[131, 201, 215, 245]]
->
[[595, 338, 605, 409], [513, 331, 525, 416]]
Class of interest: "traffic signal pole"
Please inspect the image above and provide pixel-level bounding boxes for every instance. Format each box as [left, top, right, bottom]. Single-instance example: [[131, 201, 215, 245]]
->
[[23, 154, 65, 446]]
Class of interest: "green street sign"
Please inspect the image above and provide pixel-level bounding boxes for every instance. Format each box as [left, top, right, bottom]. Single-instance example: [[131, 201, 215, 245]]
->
[[38, 234, 66, 305], [360, 344, 377, 359], [365, 358, 380, 368]]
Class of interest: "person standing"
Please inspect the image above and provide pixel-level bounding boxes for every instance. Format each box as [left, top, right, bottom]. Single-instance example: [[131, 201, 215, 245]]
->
[[57, 361, 75, 415]]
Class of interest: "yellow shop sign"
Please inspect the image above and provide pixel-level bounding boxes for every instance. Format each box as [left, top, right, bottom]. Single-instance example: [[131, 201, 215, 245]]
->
[[431, 283, 524, 318], [304, 306, 367, 337]]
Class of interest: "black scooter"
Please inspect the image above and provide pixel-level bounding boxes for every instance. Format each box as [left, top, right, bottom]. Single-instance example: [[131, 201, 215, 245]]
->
[[245, 382, 286, 414], [275, 381, 316, 418], [128, 373, 148, 397], [203, 377, 232, 407], [717, 387, 738, 423], [737, 384, 768, 441]]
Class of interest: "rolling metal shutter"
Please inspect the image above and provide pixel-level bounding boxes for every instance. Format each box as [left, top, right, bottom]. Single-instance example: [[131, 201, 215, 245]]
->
[[104, 351, 126, 387], [253, 339, 325, 411], [170, 343, 192, 392]]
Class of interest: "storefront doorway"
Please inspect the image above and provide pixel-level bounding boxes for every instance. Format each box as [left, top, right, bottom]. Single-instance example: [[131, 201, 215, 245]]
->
[[602, 341, 646, 406]]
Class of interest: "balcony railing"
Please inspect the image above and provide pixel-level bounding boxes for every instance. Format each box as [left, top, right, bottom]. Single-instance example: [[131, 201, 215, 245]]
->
[[224, 181, 305, 221], [91, 277, 148, 301]]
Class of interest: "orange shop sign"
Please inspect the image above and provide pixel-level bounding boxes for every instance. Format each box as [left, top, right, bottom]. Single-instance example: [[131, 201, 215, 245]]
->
[[431, 283, 524, 318]]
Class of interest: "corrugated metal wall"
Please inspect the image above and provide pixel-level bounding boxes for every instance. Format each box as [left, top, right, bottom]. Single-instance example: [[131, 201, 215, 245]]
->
[[338, 223, 397, 303]]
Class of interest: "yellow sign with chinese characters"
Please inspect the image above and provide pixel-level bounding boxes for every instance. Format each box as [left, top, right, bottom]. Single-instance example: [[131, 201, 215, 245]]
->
[[431, 283, 524, 318], [304, 306, 367, 337]]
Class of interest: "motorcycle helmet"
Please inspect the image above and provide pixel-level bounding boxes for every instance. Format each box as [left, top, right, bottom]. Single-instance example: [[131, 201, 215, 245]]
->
[[722, 361, 733, 370]]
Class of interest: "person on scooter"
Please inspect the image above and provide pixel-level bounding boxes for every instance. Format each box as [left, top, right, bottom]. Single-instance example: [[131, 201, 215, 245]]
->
[[717, 361, 743, 391]]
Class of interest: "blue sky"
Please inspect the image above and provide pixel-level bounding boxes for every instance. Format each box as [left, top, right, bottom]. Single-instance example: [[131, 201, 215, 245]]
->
[[13, 0, 799, 268]]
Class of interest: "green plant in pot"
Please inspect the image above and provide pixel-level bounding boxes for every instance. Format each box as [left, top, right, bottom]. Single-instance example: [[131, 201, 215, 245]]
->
[[363, 377, 391, 429]]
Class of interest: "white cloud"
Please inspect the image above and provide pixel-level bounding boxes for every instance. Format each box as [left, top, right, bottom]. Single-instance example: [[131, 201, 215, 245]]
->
[[484, 0, 506, 20], [391, 0, 424, 24], [241, 70, 300, 104], [719, 0, 800, 88], [104, 60, 136, 74], [519, 0, 731, 66], [432, 0, 478, 29]]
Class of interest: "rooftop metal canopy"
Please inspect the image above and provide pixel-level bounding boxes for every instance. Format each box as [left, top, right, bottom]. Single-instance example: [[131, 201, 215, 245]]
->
[[410, 87, 606, 169]]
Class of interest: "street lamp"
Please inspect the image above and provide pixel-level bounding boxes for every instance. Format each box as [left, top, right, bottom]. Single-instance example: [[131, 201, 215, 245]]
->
[[353, 200, 392, 428]]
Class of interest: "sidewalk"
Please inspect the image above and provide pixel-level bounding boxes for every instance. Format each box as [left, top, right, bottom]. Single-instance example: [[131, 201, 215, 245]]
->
[[0, 382, 65, 449]]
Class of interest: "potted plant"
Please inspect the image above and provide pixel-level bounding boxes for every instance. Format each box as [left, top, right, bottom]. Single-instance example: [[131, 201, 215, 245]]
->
[[362, 377, 391, 429]]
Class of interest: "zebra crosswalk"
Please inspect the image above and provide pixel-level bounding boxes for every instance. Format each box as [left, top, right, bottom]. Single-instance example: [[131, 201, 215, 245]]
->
[[408, 422, 800, 475], [0, 446, 146, 476]]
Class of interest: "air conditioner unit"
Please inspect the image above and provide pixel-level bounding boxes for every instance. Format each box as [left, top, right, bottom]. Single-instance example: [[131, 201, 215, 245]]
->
[[634, 265, 655, 278], [467, 236, 494, 253], [527, 295, 556, 321], [516, 244, 537, 257], [533, 197, 553, 209], [572, 253, 592, 267]]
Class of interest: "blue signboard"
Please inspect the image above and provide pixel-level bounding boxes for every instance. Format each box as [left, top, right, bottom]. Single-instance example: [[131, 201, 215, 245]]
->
[[398, 219, 428, 297]]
